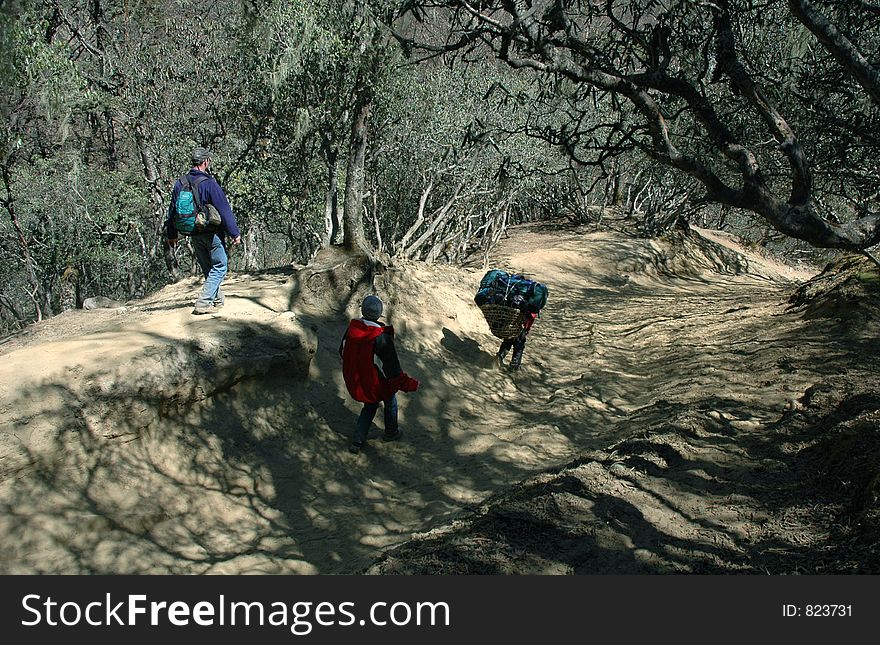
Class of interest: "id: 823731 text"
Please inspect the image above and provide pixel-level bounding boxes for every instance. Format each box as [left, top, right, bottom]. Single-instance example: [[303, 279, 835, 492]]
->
[[782, 604, 852, 617]]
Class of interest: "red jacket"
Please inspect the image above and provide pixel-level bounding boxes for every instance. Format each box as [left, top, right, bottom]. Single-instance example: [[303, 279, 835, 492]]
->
[[340, 319, 417, 403]]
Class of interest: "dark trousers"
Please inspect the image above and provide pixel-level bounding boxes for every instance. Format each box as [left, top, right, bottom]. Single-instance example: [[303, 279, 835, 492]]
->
[[498, 329, 528, 367], [353, 394, 399, 445]]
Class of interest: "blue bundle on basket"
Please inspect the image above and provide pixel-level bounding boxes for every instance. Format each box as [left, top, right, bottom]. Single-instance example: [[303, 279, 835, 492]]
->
[[475, 269, 548, 339]]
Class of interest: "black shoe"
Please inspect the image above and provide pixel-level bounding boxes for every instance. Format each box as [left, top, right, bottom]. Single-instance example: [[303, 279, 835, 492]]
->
[[382, 429, 402, 442], [349, 442, 363, 454]]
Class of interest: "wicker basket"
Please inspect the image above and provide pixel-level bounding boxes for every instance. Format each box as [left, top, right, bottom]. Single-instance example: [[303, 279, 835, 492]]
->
[[479, 303, 524, 339]]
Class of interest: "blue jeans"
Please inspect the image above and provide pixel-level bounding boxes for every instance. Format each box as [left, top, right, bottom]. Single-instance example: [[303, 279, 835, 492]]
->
[[353, 394, 398, 446], [191, 233, 228, 307]]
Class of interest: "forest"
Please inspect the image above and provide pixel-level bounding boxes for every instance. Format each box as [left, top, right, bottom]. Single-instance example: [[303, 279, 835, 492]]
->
[[2, 0, 879, 335]]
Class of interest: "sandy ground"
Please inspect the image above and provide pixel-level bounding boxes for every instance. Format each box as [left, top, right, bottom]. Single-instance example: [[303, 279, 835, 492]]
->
[[1, 221, 877, 574]]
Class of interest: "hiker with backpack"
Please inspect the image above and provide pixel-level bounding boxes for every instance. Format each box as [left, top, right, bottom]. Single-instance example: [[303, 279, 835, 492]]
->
[[474, 269, 548, 371], [339, 295, 421, 454], [166, 147, 241, 315]]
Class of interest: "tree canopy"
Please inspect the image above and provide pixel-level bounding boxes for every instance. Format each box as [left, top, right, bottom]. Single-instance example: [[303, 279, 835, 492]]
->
[[386, 0, 880, 249], [1, 0, 878, 333]]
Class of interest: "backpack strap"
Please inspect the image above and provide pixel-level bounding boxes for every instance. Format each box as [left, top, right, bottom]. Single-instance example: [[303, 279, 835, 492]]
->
[[188, 174, 210, 212], [504, 274, 524, 299]]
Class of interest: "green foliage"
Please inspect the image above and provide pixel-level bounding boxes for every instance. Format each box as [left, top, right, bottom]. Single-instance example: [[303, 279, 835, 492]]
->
[[11, 155, 160, 296], [4, 0, 880, 333]]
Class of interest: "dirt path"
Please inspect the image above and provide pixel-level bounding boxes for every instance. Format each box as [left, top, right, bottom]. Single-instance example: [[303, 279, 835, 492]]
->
[[6, 223, 876, 574], [369, 226, 880, 573]]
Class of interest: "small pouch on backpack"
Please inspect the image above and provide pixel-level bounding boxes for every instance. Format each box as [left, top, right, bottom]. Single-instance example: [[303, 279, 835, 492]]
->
[[205, 204, 222, 228]]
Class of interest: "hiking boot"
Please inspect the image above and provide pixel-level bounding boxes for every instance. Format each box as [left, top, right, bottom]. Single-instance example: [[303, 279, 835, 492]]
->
[[382, 429, 402, 442], [192, 305, 218, 315], [349, 442, 364, 454], [213, 300, 225, 309]]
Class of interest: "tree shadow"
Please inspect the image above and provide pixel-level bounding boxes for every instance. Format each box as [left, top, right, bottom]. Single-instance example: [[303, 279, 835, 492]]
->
[[1, 247, 609, 574], [3, 225, 878, 575]]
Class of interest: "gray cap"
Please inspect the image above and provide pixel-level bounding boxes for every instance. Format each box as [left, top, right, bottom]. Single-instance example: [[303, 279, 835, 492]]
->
[[361, 295, 383, 321], [191, 147, 212, 166]]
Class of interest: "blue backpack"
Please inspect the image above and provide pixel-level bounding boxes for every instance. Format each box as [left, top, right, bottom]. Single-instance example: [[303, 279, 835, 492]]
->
[[475, 269, 548, 313], [173, 175, 221, 235]]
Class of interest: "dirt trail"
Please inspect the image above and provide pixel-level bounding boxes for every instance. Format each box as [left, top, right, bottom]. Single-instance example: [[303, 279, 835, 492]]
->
[[371, 226, 880, 574], [2, 223, 876, 574]]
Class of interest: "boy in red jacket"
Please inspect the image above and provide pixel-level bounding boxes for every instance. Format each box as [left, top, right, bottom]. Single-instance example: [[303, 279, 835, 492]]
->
[[339, 295, 420, 454]]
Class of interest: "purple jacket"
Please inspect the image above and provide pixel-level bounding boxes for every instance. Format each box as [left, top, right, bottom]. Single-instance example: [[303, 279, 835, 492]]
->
[[166, 169, 241, 240]]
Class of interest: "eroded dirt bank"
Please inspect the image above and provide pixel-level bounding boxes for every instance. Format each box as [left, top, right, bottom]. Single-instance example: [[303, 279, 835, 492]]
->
[[1, 224, 877, 573]]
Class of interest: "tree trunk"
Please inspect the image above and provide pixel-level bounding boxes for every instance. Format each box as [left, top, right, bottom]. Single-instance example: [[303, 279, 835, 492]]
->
[[396, 177, 433, 256], [342, 75, 372, 255], [245, 226, 259, 271], [371, 188, 381, 256], [134, 123, 178, 278], [1, 163, 46, 321], [104, 108, 118, 171], [0, 292, 26, 330], [321, 133, 341, 247], [401, 180, 463, 260], [789, 0, 880, 105]]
